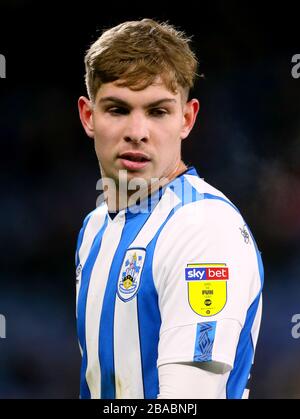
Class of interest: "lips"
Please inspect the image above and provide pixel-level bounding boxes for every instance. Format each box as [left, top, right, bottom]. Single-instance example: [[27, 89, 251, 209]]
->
[[118, 152, 150, 162], [118, 151, 151, 170]]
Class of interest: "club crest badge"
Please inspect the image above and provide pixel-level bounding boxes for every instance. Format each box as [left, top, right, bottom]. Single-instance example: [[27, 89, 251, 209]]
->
[[117, 248, 146, 302], [185, 263, 229, 317]]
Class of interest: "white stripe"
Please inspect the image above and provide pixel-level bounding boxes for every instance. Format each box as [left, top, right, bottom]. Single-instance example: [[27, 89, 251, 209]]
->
[[242, 388, 250, 399], [76, 205, 107, 315], [114, 296, 144, 398], [184, 174, 228, 200], [85, 215, 125, 398]]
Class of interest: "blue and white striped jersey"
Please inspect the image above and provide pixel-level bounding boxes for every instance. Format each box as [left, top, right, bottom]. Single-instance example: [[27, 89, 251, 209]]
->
[[75, 166, 264, 399]]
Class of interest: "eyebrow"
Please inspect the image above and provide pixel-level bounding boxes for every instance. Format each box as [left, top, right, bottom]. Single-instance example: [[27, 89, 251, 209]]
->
[[98, 96, 177, 108]]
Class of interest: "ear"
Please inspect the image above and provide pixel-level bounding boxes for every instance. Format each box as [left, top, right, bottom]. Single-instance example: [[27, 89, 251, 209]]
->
[[180, 98, 200, 140], [78, 96, 95, 138]]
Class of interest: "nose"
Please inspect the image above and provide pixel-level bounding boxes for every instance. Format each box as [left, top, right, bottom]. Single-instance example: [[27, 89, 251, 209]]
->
[[123, 113, 149, 144]]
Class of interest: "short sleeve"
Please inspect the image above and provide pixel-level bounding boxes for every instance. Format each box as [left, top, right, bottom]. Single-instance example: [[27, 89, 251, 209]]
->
[[152, 198, 262, 370]]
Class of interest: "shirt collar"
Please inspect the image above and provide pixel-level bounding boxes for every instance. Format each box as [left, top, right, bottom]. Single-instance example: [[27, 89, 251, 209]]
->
[[121, 165, 199, 219]]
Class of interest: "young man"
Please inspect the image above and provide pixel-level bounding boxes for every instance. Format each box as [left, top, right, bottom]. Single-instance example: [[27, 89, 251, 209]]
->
[[76, 18, 264, 399]]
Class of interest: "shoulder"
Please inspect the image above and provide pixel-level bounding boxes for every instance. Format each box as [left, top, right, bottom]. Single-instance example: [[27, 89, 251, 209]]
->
[[76, 203, 108, 258], [80, 202, 108, 233], [153, 176, 261, 284], [152, 177, 262, 310], [159, 175, 245, 243]]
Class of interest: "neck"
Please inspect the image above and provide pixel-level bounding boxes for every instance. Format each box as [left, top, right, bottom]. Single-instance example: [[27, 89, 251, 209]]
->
[[103, 161, 188, 212]]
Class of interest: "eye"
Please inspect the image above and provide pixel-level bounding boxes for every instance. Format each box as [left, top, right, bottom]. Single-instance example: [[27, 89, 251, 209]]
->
[[107, 107, 129, 115], [149, 108, 168, 117]]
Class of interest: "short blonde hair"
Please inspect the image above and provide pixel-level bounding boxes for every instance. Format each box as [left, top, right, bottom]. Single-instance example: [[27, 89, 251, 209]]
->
[[84, 18, 198, 102]]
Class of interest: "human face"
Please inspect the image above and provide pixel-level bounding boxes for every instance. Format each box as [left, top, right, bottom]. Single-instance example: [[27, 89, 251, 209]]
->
[[78, 78, 199, 188]]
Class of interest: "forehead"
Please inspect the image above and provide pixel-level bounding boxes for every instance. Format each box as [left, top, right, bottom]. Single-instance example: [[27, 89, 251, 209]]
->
[[95, 79, 182, 106]]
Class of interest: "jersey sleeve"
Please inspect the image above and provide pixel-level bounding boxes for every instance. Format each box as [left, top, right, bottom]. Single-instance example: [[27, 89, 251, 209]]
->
[[152, 198, 262, 370]]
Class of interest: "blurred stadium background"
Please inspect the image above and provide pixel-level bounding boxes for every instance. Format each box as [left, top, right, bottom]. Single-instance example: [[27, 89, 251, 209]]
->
[[0, 0, 299, 398]]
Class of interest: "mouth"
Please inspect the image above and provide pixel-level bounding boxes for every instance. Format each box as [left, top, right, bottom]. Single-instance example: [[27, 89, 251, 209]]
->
[[118, 152, 151, 170], [119, 152, 150, 162]]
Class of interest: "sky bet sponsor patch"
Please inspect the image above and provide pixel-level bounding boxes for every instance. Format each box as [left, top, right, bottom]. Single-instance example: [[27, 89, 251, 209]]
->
[[185, 264, 229, 317]]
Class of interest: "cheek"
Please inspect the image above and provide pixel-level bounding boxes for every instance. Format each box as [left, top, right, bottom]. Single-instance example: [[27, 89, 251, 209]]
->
[[93, 135, 111, 164], [94, 122, 119, 152], [163, 116, 183, 136], [159, 122, 183, 148]]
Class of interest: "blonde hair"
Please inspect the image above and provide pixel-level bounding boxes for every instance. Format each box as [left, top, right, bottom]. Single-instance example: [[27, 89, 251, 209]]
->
[[84, 18, 198, 102]]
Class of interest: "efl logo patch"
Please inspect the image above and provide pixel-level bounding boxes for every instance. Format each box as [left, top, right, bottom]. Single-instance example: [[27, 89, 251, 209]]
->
[[117, 248, 146, 302], [185, 263, 229, 317]]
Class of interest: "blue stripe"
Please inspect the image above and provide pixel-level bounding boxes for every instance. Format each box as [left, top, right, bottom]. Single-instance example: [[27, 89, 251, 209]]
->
[[168, 176, 236, 212], [226, 239, 264, 399], [168, 174, 199, 206], [203, 193, 241, 214], [136, 237, 162, 398], [247, 228, 265, 289], [137, 187, 201, 398], [77, 215, 108, 399], [226, 294, 261, 399], [99, 211, 153, 399]]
